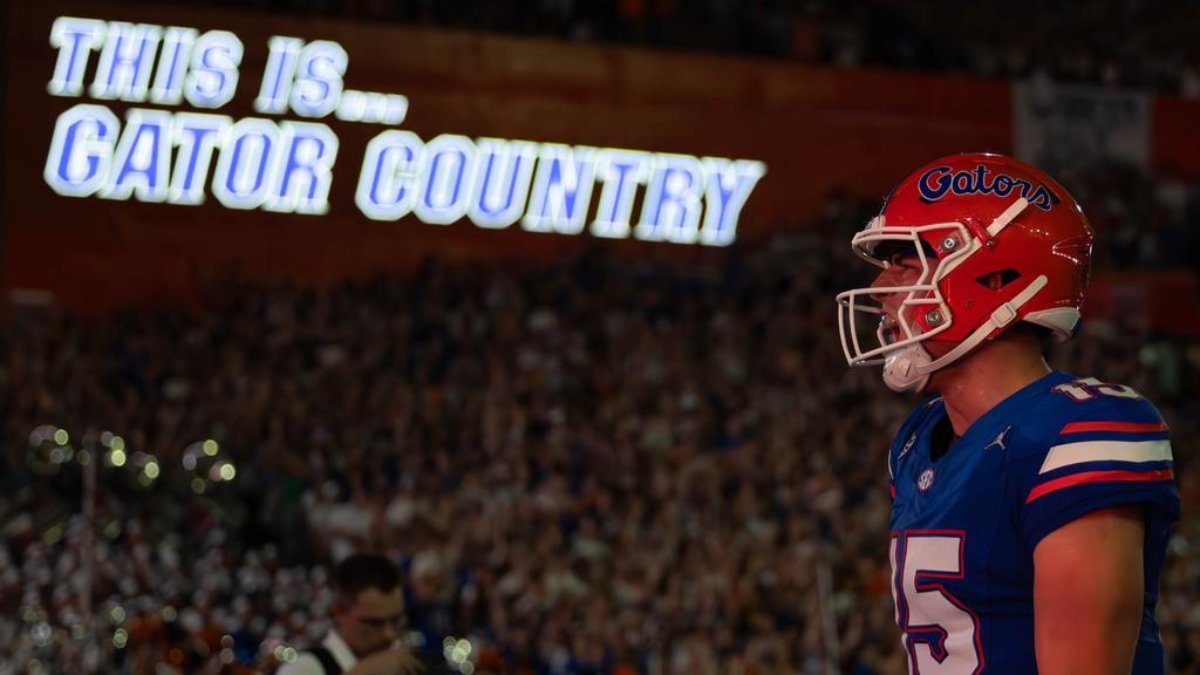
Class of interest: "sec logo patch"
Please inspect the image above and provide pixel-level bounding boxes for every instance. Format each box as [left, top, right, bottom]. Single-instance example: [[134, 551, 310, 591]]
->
[[917, 468, 936, 492]]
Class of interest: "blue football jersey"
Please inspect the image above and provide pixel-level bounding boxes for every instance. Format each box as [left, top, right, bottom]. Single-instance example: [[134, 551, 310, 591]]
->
[[887, 370, 1179, 674]]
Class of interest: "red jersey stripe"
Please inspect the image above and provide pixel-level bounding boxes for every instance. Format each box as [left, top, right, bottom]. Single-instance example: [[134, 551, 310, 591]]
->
[[1026, 468, 1175, 504], [1059, 421, 1169, 435]]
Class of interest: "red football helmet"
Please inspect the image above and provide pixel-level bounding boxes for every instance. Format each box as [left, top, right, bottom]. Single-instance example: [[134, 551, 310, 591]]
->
[[837, 153, 1094, 392]]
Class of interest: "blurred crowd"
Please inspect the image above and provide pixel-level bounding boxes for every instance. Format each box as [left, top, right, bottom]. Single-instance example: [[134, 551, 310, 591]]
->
[[2, 171, 1199, 674], [136, 0, 1200, 95], [1063, 161, 1200, 272]]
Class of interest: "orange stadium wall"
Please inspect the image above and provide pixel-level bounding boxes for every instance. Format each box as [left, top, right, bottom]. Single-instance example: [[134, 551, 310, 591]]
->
[[4, 0, 1199, 316]]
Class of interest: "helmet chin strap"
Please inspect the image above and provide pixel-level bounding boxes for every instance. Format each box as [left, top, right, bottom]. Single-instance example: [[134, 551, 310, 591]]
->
[[880, 274, 1049, 394]]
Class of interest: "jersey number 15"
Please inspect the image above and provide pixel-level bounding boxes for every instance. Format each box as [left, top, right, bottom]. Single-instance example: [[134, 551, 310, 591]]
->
[[891, 531, 984, 674]]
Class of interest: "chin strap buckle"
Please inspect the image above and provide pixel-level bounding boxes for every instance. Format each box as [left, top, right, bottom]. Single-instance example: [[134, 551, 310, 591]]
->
[[992, 302, 1018, 327]]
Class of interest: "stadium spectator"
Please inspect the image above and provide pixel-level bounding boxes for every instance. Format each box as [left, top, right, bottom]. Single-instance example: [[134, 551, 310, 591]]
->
[[276, 553, 423, 675]]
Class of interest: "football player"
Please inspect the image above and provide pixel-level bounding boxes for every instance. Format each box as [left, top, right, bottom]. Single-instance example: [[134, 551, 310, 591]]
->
[[838, 153, 1179, 674]]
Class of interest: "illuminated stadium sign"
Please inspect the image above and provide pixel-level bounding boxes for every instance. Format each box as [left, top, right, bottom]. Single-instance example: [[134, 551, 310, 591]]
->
[[43, 17, 767, 245]]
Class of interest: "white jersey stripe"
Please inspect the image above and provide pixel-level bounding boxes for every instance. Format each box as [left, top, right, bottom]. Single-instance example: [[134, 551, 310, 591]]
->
[[1039, 439, 1173, 475]]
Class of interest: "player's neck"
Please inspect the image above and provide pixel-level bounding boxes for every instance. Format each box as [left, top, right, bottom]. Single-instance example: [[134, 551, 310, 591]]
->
[[930, 338, 1051, 437]]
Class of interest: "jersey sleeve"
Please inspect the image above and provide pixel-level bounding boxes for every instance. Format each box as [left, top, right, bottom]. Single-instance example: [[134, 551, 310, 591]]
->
[[1017, 398, 1180, 551]]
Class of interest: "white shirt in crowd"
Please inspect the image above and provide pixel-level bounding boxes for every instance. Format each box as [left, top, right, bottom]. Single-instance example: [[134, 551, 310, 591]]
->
[[277, 630, 358, 675]]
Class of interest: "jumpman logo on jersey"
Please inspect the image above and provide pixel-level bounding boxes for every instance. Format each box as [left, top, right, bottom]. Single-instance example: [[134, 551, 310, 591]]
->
[[986, 426, 1012, 452]]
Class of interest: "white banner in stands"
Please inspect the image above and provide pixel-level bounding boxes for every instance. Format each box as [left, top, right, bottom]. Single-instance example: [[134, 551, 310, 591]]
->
[[42, 16, 767, 246], [1013, 79, 1150, 174]]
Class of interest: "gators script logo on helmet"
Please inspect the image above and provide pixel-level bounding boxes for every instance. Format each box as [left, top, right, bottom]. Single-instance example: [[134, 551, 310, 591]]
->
[[916, 164, 1057, 211], [836, 153, 1094, 393]]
